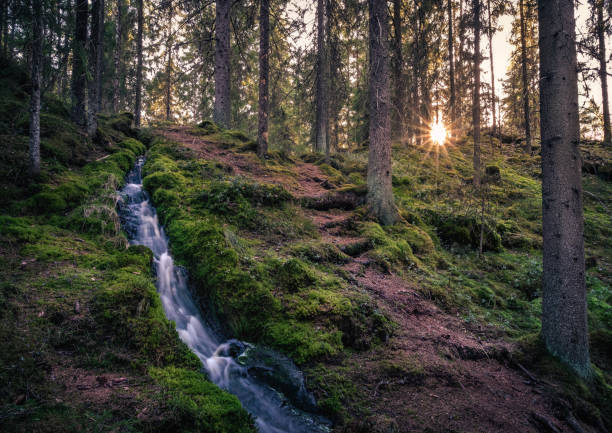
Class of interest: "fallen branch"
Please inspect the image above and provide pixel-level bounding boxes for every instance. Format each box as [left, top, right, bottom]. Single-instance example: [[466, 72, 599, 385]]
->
[[530, 412, 562, 433], [565, 413, 586, 433], [517, 362, 538, 383]]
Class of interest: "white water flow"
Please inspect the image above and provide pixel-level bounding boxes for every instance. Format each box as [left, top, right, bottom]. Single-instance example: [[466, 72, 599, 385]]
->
[[118, 158, 329, 433]]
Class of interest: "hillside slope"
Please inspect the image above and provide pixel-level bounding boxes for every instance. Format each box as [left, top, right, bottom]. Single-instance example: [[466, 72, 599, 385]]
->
[[0, 63, 255, 433], [145, 123, 612, 433]]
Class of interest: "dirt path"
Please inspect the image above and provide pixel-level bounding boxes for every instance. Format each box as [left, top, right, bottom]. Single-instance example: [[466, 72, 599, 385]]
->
[[162, 126, 586, 433]]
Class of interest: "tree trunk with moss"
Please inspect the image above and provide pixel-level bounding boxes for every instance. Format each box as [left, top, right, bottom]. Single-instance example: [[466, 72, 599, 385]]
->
[[538, 0, 591, 379], [214, 0, 231, 128], [367, 0, 398, 226]]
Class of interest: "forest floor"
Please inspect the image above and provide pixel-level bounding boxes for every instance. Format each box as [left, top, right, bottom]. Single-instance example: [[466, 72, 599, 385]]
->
[[1, 60, 610, 432], [153, 125, 612, 433]]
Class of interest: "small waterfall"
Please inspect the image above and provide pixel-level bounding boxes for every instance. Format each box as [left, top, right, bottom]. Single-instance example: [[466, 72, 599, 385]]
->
[[118, 158, 330, 433]]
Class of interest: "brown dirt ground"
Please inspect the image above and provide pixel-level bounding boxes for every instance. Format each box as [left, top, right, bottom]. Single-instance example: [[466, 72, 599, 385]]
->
[[162, 126, 594, 433]]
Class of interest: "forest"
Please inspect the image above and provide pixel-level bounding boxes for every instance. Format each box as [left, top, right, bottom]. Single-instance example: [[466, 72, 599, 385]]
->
[[0, 0, 612, 432]]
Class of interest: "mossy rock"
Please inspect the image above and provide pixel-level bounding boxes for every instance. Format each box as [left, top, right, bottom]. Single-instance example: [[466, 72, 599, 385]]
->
[[117, 138, 146, 155], [149, 366, 256, 433], [109, 112, 135, 137], [426, 211, 503, 252], [93, 270, 200, 368], [288, 241, 351, 264], [30, 191, 68, 213], [360, 221, 418, 270], [273, 258, 317, 292], [143, 171, 184, 194], [197, 119, 221, 134]]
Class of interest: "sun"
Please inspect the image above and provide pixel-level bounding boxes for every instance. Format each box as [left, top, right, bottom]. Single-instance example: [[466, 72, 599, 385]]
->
[[430, 119, 447, 146]]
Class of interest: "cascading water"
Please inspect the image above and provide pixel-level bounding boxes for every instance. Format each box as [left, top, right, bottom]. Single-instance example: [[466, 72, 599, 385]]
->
[[118, 157, 330, 433]]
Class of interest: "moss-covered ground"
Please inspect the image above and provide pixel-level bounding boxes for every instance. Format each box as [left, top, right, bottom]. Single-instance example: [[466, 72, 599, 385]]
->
[[1, 51, 611, 432], [0, 61, 255, 433], [146, 122, 612, 432]]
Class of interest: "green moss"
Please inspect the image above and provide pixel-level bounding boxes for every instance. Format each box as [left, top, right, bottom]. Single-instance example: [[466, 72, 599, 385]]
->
[[288, 240, 350, 264], [149, 366, 255, 433], [117, 138, 146, 155], [143, 171, 184, 194], [272, 258, 317, 292], [197, 119, 221, 134], [30, 191, 68, 213], [265, 320, 343, 364], [360, 221, 418, 271], [93, 267, 200, 369]]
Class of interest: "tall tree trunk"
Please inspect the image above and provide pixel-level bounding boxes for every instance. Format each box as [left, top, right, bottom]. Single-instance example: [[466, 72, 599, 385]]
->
[[87, 0, 102, 134], [458, 0, 466, 129], [97, 0, 104, 111], [448, 0, 456, 132], [314, 0, 329, 153], [214, 0, 231, 128], [519, 0, 531, 152], [134, 0, 143, 126], [59, 0, 72, 102], [0, 0, 6, 58], [472, 0, 481, 186], [367, 0, 398, 226], [29, 0, 42, 177], [391, 0, 404, 141], [538, 0, 591, 379], [164, 9, 172, 122], [113, 0, 122, 112], [257, 0, 269, 158], [72, 0, 88, 128], [597, 0, 611, 144], [487, 0, 496, 137]]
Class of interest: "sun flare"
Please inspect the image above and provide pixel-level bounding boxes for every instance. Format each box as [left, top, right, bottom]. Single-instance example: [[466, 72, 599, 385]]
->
[[430, 120, 447, 146]]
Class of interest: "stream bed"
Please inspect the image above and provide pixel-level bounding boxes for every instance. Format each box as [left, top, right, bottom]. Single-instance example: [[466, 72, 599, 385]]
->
[[118, 157, 330, 433]]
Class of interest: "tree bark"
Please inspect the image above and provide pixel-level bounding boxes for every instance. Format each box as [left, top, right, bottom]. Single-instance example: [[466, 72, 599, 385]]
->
[[164, 8, 172, 122], [113, 0, 122, 112], [519, 0, 532, 152], [257, 0, 269, 158], [87, 0, 102, 134], [29, 0, 42, 177], [596, 0, 611, 144], [0, 0, 6, 58], [487, 0, 496, 137], [214, 0, 231, 128], [538, 0, 591, 379], [314, 0, 329, 153], [472, 0, 481, 186], [448, 0, 456, 132], [367, 0, 398, 226], [97, 0, 104, 111], [72, 0, 88, 128], [391, 0, 404, 141], [134, 0, 143, 126]]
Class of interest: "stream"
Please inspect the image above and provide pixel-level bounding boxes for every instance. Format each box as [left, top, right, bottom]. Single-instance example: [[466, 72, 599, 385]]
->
[[118, 157, 330, 433]]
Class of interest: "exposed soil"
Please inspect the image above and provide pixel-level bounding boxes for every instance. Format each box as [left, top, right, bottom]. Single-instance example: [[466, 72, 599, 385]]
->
[[164, 127, 594, 433]]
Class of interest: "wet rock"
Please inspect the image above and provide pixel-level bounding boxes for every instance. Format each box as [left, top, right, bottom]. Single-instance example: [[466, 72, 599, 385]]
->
[[234, 344, 318, 413]]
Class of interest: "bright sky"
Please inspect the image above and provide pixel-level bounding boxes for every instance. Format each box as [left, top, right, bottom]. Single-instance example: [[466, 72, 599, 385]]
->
[[483, 4, 610, 112], [288, 1, 611, 119]]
